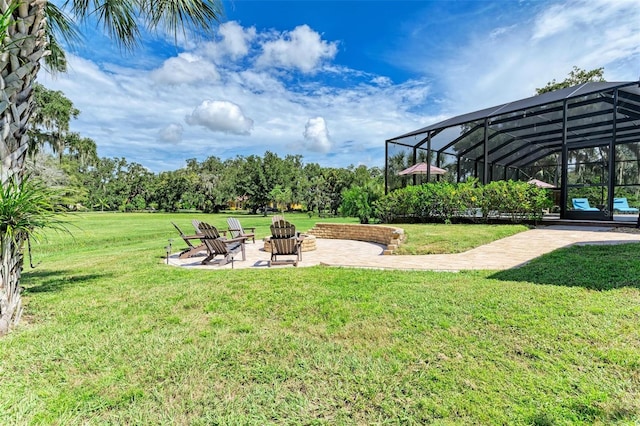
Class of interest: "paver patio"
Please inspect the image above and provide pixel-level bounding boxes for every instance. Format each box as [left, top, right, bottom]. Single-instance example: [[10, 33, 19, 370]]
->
[[167, 225, 640, 271]]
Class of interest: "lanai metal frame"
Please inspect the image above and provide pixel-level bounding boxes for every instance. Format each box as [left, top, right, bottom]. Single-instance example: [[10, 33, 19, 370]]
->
[[385, 81, 640, 220]]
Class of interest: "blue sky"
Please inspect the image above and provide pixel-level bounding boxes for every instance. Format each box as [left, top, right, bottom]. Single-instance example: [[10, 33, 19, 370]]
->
[[40, 0, 640, 172]]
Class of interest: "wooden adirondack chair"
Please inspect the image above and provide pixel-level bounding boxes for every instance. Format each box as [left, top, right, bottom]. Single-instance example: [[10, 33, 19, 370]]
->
[[171, 222, 206, 259], [269, 219, 303, 267], [227, 217, 256, 243], [198, 222, 246, 267]]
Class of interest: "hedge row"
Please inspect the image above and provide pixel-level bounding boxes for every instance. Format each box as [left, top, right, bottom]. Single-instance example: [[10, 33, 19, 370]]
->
[[375, 179, 553, 223]]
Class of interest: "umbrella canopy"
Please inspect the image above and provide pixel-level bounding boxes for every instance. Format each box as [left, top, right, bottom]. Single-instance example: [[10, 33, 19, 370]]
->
[[527, 179, 556, 189], [398, 162, 447, 176]]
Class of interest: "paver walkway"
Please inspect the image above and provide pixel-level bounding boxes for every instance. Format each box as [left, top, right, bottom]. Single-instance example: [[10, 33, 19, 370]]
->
[[167, 225, 640, 271]]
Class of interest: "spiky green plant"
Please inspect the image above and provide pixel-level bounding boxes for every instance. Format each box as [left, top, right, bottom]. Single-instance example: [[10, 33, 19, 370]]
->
[[0, 2, 18, 44], [0, 175, 66, 335]]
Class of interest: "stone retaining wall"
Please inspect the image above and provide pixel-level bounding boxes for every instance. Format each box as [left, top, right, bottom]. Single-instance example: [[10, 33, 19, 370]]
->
[[306, 223, 405, 255]]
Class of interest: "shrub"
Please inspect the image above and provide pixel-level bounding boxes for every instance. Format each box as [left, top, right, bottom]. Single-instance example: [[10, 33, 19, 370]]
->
[[341, 182, 383, 224], [374, 180, 551, 223]]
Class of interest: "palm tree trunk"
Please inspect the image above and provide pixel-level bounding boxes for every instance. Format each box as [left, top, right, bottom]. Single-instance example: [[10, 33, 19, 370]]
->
[[0, 233, 24, 335], [0, 0, 48, 335]]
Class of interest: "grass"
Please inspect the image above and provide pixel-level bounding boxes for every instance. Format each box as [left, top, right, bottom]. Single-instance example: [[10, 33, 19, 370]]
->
[[392, 223, 529, 254], [1, 212, 639, 424], [491, 243, 640, 290]]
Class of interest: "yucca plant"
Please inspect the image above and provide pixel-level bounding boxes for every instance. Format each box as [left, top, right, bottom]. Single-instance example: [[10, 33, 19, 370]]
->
[[0, 175, 65, 335]]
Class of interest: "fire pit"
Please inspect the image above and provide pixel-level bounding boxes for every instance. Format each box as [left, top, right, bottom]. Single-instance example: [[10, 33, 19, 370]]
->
[[263, 234, 317, 252]]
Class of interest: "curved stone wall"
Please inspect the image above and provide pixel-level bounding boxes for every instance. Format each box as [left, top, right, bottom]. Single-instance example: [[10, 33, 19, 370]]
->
[[306, 223, 405, 255]]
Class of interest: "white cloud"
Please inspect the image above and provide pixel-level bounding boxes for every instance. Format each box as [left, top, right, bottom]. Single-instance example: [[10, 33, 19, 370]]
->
[[256, 25, 338, 73], [158, 123, 184, 144], [185, 100, 254, 135], [38, 2, 639, 174], [407, 0, 640, 115], [531, 0, 631, 41], [39, 45, 439, 172], [489, 25, 516, 40], [200, 21, 257, 62], [303, 117, 333, 153], [39, 22, 410, 171], [371, 76, 393, 86], [150, 53, 219, 85], [219, 21, 256, 59]]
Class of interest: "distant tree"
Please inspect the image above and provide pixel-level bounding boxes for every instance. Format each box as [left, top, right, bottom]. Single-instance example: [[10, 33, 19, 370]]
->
[[280, 154, 304, 209], [270, 185, 292, 210], [118, 162, 154, 211], [340, 165, 384, 223], [78, 157, 153, 211], [66, 133, 98, 170], [323, 167, 354, 215], [296, 163, 326, 214], [238, 152, 294, 215], [239, 155, 269, 214], [223, 156, 249, 209], [29, 83, 80, 163], [187, 156, 230, 212], [536, 66, 605, 95], [153, 169, 192, 212]]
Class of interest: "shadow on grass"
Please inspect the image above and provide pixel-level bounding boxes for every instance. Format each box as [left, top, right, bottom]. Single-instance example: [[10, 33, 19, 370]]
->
[[491, 242, 640, 290], [22, 269, 111, 294]]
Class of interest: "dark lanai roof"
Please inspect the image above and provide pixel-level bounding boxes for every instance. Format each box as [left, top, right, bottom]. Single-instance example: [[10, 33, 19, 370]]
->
[[391, 81, 639, 140]]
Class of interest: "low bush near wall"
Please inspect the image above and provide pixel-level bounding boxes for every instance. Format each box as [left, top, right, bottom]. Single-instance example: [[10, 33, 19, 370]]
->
[[375, 179, 552, 224]]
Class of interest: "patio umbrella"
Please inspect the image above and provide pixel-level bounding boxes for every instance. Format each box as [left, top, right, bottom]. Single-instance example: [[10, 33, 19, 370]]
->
[[527, 178, 556, 189], [398, 162, 447, 176]]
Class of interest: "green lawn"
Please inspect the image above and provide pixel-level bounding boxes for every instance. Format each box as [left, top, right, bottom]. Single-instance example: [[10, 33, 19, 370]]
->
[[1, 212, 639, 424], [392, 223, 528, 254]]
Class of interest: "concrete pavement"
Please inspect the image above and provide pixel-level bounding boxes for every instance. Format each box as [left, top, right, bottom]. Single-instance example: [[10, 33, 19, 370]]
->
[[167, 225, 640, 272]]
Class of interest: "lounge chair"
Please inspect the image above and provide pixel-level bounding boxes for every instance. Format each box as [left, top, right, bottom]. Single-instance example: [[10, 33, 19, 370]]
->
[[227, 217, 256, 243], [198, 222, 246, 267], [171, 222, 206, 259], [613, 198, 639, 213], [571, 198, 599, 211], [271, 215, 285, 224], [269, 219, 303, 267], [198, 221, 222, 238], [193, 219, 225, 236]]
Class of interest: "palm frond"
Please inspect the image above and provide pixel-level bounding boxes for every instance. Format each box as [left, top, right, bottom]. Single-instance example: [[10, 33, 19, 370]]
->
[[46, 2, 83, 49], [43, 32, 68, 73], [57, 0, 223, 50], [141, 0, 223, 42], [94, 0, 140, 49], [43, 3, 84, 73]]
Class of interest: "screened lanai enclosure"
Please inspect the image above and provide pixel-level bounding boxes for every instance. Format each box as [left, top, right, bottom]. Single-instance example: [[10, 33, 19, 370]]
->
[[385, 81, 640, 220]]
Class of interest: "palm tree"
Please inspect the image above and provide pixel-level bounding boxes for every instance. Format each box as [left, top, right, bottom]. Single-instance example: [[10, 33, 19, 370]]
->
[[0, 0, 223, 335], [66, 133, 98, 170]]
